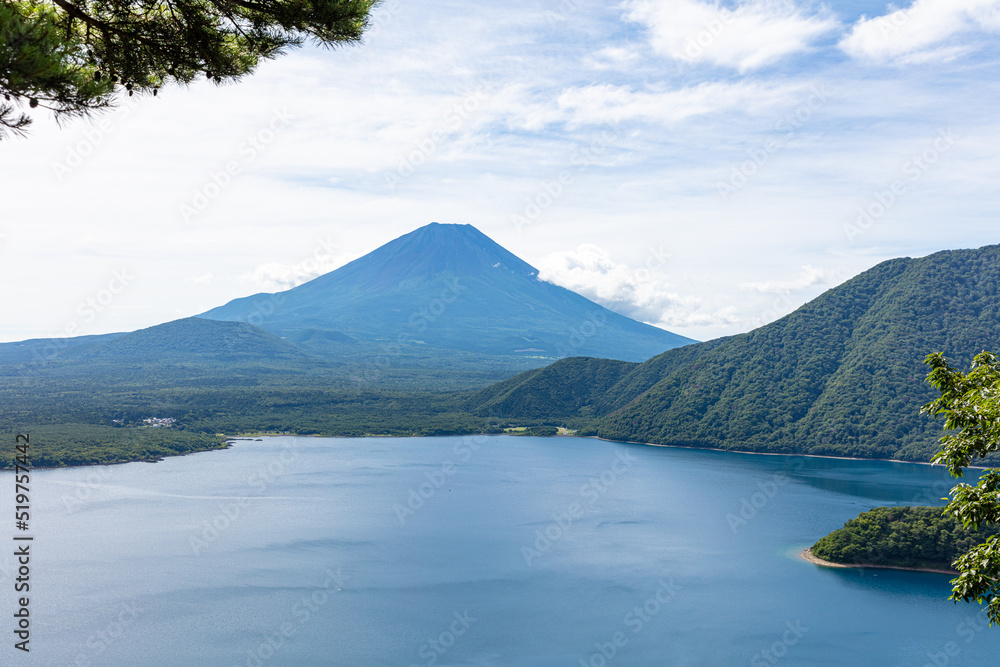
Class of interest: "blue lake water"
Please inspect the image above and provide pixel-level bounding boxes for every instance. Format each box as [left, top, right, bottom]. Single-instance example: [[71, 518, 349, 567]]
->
[[2, 435, 998, 666]]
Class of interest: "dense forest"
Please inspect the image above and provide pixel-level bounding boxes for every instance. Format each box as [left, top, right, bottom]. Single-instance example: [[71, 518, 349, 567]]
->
[[811, 506, 1000, 571], [2, 425, 229, 469], [470, 245, 1000, 462], [0, 365, 490, 469], [5, 244, 1000, 469]]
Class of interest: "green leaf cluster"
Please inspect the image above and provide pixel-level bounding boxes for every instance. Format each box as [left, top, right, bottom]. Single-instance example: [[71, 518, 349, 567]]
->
[[0, 0, 114, 136], [921, 350, 1000, 624]]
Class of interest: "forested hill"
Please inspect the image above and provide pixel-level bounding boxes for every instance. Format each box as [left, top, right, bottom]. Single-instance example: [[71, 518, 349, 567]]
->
[[468, 244, 1000, 462], [811, 506, 1000, 571]]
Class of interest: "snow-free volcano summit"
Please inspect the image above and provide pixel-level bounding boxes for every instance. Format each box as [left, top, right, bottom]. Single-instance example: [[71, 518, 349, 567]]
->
[[200, 222, 695, 363]]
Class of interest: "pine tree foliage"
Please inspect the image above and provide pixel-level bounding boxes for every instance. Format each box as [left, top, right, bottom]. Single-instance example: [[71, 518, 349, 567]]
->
[[0, 1, 113, 138], [0, 0, 376, 137]]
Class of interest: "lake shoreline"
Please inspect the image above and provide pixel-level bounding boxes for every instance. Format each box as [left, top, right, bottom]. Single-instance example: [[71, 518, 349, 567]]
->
[[10, 430, 989, 471], [586, 435, 969, 468], [799, 547, 957, 575], [15, 431, 994, 663]]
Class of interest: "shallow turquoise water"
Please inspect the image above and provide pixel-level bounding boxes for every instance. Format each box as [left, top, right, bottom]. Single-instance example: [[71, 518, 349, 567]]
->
[[1, 435, 996, 665]]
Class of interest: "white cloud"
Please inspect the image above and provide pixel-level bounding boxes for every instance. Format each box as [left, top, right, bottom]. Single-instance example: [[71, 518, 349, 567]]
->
[[585, 46, 643, 70], [840, 0, 1000, 64], [625, 0, 838, 71], [737, 265, 844, 294], [242, 255, 347, 291], [555, 80, 802, 126], [185, 273, 215, 285], [537, 244, 740, 330], [5, 0, 1000, 345]]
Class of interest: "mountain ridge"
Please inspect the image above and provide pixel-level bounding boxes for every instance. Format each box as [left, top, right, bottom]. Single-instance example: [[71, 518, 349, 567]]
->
[[5, 241, 1000, 467], [469, 244, 1000, 461], [75, 318, 313, 362]]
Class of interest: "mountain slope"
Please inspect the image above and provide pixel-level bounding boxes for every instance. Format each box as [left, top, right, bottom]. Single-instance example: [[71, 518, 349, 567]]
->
[[0, 332, 125, 365], [467, 357, 638, 420], [467, 336, 730, 420], [200, 223, 695, 363], [471, 245, 1000, 461], [76, 317, 311, 362]]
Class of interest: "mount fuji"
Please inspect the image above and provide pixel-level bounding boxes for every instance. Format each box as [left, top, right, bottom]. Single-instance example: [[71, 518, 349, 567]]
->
[[199, 222, 694, 363]]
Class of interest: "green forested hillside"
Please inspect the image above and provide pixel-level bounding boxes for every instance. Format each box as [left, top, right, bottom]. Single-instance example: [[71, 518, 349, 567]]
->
[[466, 337, 731, 423], [466, 357, 637, 420], [6, 244, 1000, 468], [76, 318, 312, 361], [0, 358, 491, 469], [0, 318, 496, 469], [811, 506, 1000, 570], [1, 425, 229, 470], [473, 245, 1000, 461]]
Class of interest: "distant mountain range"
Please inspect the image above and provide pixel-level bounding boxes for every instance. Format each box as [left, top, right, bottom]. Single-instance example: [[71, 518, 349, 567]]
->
[[468, 244, 1000, 461], [0, 224, 695, 468], [0, 223, 693, 389], [199, 222, 694, 363], [6, 227, 998, 467]]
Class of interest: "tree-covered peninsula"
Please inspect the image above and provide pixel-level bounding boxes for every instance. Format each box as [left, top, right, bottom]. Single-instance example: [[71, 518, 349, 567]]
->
[[810, 506, 1000, 572]]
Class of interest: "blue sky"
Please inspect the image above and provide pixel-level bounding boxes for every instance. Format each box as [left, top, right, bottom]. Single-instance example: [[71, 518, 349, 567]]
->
[[2, 0, 999, 343]]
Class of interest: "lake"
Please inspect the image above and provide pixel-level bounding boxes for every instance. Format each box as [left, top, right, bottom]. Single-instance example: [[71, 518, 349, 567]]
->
[[1, 435, 997, 665]]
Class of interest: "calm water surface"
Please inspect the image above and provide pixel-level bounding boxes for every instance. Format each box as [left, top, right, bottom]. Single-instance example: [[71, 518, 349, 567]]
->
[[1, 435, 996, 666]]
